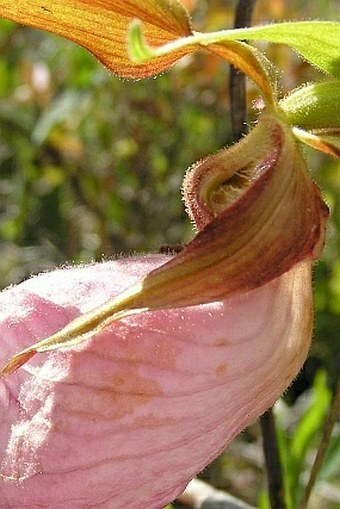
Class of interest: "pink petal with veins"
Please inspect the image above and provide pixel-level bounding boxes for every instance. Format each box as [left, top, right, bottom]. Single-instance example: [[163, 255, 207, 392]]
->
[[0, 255, 312, 509]]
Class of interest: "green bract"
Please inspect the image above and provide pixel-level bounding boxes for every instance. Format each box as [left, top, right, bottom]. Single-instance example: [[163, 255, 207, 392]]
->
[[280, 81, 340, 131]]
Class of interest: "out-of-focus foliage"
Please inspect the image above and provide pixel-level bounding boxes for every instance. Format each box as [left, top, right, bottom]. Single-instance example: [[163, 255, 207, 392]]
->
[[208, 372, 340, 509], [259, 371, 338, 509], [0, 0, 339, 507]]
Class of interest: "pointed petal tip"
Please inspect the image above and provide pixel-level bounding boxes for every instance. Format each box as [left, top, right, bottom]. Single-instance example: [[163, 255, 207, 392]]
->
[[1, 349, 36, 377]]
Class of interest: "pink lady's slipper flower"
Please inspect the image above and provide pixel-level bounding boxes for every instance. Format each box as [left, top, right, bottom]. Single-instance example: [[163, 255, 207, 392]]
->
[[0, 256, 319, 509], [0, 0, 338, 508]]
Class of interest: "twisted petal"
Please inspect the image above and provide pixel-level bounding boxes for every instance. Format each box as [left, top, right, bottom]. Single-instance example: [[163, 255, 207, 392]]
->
[[1, 256, 313, 509], [0, 114, 328, 375]]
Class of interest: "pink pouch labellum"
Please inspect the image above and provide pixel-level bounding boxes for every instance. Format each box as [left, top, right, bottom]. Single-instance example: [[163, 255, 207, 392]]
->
[[1, 256, 312, 508]]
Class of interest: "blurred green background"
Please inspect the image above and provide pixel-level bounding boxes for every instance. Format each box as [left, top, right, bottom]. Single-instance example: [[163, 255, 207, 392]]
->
[[0, 0, 339, 507]]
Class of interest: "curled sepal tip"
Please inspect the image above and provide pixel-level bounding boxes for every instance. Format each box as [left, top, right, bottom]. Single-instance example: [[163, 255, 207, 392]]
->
[[293, 127, 340, 158], [1, 114, 328, 376]]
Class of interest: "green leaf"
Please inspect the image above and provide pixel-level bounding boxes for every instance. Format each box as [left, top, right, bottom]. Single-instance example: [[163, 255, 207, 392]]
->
[[274, 372, 332, 507], [318, 424, 340, 481], [257, 490, 270, 509], [280, 81, 340, 131], [275, 417, 295, 509], [290, 371, 331, 480], [226, 22, 340, 78]]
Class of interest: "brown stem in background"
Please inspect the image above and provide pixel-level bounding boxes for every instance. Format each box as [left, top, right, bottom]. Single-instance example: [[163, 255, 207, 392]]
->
[[260, 409, 287, 509], [229, 0, 257, 141], [229, 1, 287, 508]]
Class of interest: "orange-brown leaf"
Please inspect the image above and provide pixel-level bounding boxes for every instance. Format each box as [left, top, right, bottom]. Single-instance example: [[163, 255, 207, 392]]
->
[[0, 0, 193, 78]]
